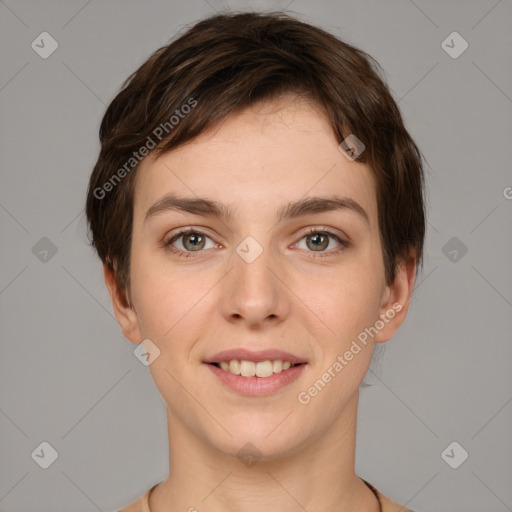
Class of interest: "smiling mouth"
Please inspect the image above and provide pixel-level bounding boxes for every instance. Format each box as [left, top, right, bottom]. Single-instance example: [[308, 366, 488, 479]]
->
[[208, 359, 304, 378]]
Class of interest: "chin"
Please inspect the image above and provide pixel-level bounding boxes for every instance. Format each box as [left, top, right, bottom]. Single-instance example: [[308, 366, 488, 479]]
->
[[209, 420, 311, 463]]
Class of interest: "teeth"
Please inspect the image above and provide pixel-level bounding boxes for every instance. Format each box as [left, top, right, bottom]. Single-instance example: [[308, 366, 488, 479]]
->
[[229, 359, 241, 375], [240, 360, 257, 377], [215, 359, 298, 377]]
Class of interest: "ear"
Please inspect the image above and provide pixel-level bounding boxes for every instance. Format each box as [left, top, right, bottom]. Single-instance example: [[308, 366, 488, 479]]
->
[[103, 263, 142, 345], [374, 253, 417, 343]]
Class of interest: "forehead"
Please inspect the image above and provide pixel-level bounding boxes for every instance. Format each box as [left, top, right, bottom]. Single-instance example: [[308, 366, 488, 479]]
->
[[133, 96, 378, 228]]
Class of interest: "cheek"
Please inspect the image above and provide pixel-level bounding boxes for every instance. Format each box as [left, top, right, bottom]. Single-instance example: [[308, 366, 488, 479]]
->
[[296, 267, 382, 346], [130, 249, 217, 346], [129, 247, 180, 339]]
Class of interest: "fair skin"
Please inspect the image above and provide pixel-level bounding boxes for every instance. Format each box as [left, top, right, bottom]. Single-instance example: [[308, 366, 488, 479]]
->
[[104, 95, 416, 512]]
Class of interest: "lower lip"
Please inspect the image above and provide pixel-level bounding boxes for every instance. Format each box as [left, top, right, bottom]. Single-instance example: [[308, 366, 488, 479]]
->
[[204, 363, 307, 396]]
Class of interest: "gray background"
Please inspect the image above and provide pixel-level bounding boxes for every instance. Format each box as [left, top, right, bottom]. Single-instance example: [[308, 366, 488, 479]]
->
[[1, 0, 511, 510]]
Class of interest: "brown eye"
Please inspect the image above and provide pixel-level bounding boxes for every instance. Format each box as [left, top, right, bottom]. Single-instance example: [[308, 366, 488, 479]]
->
[[165, 229, 216, 256], [182, 232, 206, 251], [294, 228, 349, 259], [306, 232, 329, 251]]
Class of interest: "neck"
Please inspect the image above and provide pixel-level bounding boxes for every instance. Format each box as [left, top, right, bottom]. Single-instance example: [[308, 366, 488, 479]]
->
[[149, 390, 379, 512]]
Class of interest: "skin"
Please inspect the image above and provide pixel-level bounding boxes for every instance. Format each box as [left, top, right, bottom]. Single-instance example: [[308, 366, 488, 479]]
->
[[104, 95, 416, 512]]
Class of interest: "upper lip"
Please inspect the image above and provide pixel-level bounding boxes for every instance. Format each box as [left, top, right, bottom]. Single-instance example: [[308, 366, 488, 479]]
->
[[203, 349, 307, 365]]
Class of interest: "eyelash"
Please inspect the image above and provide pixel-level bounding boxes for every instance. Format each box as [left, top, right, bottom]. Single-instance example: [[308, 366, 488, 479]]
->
[[298, 227, 349, 258], [163, 227, 349, 259]]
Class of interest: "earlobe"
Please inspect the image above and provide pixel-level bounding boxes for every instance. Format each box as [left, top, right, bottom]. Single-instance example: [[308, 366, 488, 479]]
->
[[374, 255, 417, 344], [103, 264, 142, 344]]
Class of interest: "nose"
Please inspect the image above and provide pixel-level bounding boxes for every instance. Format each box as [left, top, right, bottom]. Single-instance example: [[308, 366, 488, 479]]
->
[[220, 241, 290, 328]]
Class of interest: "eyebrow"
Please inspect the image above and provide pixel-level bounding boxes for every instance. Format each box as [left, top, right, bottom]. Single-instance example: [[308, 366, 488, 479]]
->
[[144, 193, 370, 226]]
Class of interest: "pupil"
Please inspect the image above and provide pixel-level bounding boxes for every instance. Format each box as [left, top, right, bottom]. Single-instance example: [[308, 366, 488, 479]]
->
[[309, 233, 327, 251], [186, 233, 203, 250]]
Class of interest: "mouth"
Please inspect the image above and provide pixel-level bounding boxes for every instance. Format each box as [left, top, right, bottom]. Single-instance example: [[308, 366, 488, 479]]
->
[[203, 349, 308, 396], [207, 359, 305, 378]]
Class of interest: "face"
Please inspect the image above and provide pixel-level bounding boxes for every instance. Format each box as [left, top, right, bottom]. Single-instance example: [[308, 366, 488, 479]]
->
[[106, 95, 414, 461]]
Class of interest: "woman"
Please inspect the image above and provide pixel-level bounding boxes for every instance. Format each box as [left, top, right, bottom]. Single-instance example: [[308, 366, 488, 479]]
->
[[87, 12, 425, 511]]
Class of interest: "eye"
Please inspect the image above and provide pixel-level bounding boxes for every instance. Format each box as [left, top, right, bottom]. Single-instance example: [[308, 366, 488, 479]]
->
[[163, 227, 349, 259], [294, 227, 349, 258], [163, 228, 217, 257]]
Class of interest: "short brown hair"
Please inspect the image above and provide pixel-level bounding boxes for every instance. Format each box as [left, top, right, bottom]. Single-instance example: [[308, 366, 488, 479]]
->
[[86, 11, 426, 305]]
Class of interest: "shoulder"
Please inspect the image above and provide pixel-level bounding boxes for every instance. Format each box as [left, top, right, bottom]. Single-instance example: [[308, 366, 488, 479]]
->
[[116, 483, 158, 512], [379, 491, 415, 512], [363, 479, 415, 512]]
